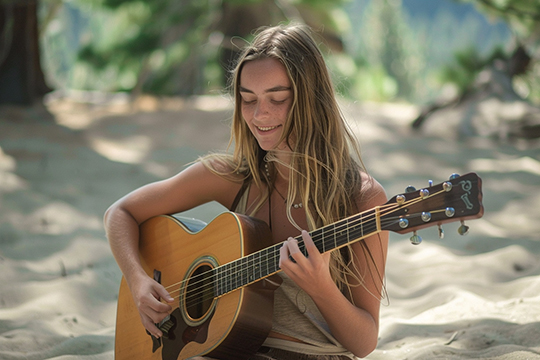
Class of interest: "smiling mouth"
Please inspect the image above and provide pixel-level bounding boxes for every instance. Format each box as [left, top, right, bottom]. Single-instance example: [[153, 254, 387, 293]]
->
[[257, 125, 280, 132]]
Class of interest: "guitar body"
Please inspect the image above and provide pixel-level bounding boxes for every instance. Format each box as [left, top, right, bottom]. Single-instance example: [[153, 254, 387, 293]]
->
[[115, 212, 280, 360]]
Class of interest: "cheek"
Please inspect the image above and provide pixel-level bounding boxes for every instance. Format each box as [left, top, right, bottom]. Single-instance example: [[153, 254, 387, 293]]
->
[[241, 104, 254, 121]]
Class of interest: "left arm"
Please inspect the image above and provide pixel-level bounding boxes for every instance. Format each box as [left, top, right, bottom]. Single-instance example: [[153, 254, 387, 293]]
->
[[279, 179, 388, 358]]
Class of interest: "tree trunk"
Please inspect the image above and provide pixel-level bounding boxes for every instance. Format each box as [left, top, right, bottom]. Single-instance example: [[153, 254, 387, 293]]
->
[[0, 1, 51, 106]]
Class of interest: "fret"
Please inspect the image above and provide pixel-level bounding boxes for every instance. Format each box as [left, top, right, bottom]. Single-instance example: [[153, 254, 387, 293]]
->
[[216, 266, 221, 296], [250, 251, 258, 283], [320, 227, 325, 253], [227, 262, 233, 293], [345, 218, 352, 244], [270, 245, 280, 274], [339, 221, 349, 246], [255, 251, 262, 280], [241, 256, 249, 286], [333, 222, 338, 251], [227, 262, 234, 291], [219, 266, 225, 296], [359, 213, 363, 242], [299, 236, 308, 257], [238, 257, 244, 287], [234, 259, 239, 289], [310, 228, 322, 253], [261, 247, 269, 277], [213, 267, 218, 296]]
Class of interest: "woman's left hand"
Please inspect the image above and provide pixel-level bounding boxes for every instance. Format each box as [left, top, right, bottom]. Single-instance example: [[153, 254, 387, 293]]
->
[[279, 230, 334, 297]]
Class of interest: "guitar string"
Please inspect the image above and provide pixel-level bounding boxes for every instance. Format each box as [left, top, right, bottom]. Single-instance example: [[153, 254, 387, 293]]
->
[[177, 205, 458, 310], [163, 187, 454, 306], [164, 190, 446, 307], [166, 189, 446, 306], [161, 200, 396, 295], [172, 208, 450, 309], [161, 211, 390, 307], [176, 208, 457, 309], [177, 218, 384, 308], [166, 189, 434, 296]]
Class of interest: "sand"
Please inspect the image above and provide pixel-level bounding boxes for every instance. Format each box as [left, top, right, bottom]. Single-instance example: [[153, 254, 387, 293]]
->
[[1, 93, 539, 359]]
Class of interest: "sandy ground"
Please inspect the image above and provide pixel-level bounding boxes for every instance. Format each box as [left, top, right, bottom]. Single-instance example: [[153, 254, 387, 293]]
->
[[1, 93, 540, 359]]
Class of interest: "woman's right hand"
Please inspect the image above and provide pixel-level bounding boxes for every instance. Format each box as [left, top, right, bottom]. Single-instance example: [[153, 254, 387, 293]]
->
[[130, 274, 175, 338]]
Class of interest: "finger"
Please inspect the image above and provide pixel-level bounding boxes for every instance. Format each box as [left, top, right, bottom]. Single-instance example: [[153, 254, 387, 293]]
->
[[139, 294, 168, 320], [141, 314, 162, 338], [155, 284, 175, 304], [288, 236, 314, 268], [279, 237, 302, 267], [279, 240, 292, 268], [145, 304, 171, 324], [301, 230, 320, 257], [286, 237, 301, 254], [149, 284, 174, 312]]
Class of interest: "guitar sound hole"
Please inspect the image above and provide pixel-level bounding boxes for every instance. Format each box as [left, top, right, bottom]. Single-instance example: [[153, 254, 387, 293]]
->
[[185, 264, 215, 321]]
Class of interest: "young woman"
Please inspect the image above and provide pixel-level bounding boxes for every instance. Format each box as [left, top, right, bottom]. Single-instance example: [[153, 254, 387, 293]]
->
[[104, 24, 388, 359]]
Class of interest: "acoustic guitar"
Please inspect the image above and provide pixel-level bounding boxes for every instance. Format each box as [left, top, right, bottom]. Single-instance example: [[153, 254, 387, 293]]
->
[[114, 172, 483, 360]]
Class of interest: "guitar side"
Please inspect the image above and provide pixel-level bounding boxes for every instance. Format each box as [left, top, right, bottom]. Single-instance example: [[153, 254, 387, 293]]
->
[[114, 212, 279, 360]]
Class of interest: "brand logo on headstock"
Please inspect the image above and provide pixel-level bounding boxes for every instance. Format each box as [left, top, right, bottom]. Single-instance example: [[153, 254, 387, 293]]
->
[[459, 180, 474, 210]]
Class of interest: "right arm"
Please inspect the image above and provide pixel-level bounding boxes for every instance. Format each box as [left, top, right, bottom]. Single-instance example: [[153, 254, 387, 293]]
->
[[104, 160, 242, 338]]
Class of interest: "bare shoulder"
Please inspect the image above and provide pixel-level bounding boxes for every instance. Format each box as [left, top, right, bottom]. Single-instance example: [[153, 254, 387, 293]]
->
[[357, 172, 387, 211], [168, 158, 244, 205], [112, 157, 245, 224]]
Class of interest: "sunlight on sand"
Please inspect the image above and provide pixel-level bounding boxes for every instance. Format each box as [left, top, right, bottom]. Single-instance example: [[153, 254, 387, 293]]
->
[[0, 147, 27, 192], [8, 202, 102, 235], [469, 156, 540, 176], [89, 135, 151, 164]]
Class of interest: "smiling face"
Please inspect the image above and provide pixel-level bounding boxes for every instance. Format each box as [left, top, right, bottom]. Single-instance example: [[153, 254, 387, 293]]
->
[[239, 58, 293, 152]]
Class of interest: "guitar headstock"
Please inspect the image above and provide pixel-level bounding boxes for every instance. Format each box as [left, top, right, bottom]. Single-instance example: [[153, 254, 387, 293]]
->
[[381, 172, 484, 244]]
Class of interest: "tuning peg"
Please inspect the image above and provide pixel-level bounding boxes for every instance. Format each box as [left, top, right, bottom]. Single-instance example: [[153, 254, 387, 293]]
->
[[428, 180, 433, 187], [405, 185, 416, 193], [438, 225, 444, 239], [410, 231, 422, 245], [443, 182, 453, 192], [458, 220, 469, 236], [449, 173, 460, 180]]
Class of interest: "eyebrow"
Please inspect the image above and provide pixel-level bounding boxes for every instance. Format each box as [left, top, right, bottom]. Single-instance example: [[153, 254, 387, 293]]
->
[[239, 85, 291, 94]]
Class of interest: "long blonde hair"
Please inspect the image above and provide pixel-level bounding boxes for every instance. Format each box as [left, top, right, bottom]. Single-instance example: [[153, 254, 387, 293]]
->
[[202, 24, 383, 296]]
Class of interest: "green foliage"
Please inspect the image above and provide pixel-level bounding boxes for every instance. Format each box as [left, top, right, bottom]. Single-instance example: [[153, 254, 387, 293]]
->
[[514, 62, 540, 103], [41, 0, 350, 95], [450, 0, 540, 103], [439, 45, 506, 92]]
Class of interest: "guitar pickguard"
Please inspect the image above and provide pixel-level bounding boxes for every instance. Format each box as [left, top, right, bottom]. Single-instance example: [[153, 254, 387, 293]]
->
[[146, 267, 216, 360], [145, 307, 214, 360]]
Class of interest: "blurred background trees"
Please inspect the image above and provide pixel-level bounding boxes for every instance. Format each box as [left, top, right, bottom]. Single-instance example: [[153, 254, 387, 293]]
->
[[0, 1, 51, 105], [39, 0, 349, 98], [1, 0, 539, 106]]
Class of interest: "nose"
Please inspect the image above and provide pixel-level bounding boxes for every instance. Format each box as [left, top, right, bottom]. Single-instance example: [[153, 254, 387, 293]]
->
[[254, 99, 269, 120]]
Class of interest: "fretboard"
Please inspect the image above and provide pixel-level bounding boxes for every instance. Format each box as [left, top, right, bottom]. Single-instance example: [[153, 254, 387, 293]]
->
[[213, 208, 380, 297]]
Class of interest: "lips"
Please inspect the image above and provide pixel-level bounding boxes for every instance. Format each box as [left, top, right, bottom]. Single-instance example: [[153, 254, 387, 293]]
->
[[256, 125, 280, 132]]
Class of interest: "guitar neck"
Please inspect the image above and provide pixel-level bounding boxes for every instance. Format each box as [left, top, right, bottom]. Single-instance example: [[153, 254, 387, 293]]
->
[[214, 172, 484, 297], [214, 208, 380, 297]]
